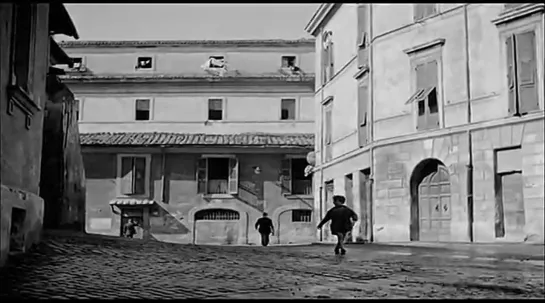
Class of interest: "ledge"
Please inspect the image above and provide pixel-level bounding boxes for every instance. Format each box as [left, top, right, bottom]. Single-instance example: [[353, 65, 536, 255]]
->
[[403, 38, 446, 55], [283, 194, 313, 200], [492, 3, 544, 26], [7, 85, 41, 115], [203, 194, 234, 199], [321, 95, 334, 106], [353, 65, 369, 80]]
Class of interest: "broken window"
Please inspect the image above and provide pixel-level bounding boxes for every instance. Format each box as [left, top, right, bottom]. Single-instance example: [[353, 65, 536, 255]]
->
[[135, 99, 151, 121], [281, 56, 297, 68], [197, 157, 239, 195], [136, 56, 153, 69], [120, 156, 147, 196], [292, 210, 312, 222], [71, 57, 83, 70], [208, 56, 226, 69], [506, 31, 539, 116], [208, 98, 223, 120], [281, 98, 296, 120]]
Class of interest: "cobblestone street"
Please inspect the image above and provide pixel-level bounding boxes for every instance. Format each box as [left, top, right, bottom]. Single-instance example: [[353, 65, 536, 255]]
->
[[1, 232, 544, 299]]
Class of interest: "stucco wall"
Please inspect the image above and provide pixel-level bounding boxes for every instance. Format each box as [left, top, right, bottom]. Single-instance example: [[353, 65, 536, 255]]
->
[[83, 150, 315, 245], [0, 4, 50, 267], [63, 47, 315, 76]]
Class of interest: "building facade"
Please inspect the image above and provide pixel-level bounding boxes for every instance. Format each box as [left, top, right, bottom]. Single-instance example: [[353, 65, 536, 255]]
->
[[1, 3, 80, 266], [306, 3, 544, 244], [60, 39, 317, 245]]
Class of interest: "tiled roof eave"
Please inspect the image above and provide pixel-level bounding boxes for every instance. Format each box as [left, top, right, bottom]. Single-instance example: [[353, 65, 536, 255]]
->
[[59, 75, 316, 83]]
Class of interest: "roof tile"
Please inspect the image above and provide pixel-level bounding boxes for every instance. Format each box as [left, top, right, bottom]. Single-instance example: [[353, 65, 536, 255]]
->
[[80, 132, 314, 148], [59, 39, 315, 49]]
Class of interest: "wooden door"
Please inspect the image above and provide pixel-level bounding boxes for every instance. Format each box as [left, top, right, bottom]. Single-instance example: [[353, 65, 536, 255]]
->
[[497, 173, 525, 240], [418, 166, 451, 242]]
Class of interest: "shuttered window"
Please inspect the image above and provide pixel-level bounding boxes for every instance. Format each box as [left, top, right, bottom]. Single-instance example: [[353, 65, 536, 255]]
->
[[120, 156, 147, 196], [358, 80, 369, 147], [413, 4, 437, 21], [208, 98, 223, 120], [506, 31, 539, 115], [414, 60, 440, 130], [135, 99, 150, 121], [11, 4, 35, 94], [196, 157, 239, 195]]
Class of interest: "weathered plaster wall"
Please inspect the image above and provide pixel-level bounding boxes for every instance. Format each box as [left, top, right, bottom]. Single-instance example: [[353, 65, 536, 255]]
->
[[63, 47, 315, 76], [83, 151, 315, 245], [77, 94, 314, 134], [0, 4, 51, 267], [471, 119, 545, 243]]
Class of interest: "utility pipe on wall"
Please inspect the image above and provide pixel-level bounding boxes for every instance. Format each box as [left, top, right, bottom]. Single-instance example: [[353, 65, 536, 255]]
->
[[367, 3, 375, 243], [463, 4, 474, 242], [318, 26, 326, 242]]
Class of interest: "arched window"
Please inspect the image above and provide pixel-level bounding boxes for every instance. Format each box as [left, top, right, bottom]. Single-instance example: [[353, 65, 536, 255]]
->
[[292, 210, 312, 222], [195, 209, 240, 221]]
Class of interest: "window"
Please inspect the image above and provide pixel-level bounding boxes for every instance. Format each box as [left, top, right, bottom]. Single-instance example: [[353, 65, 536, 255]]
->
[[74, 99, 80, 121], [292, 210, 312, 222], [135, 99, 151, 121], [208, 56, 226, 69], [71, 57, 83, 70], [322, 31, 334, 83], [413, 4, 437, 21], [324, 103, 333, 161], [136, 56, 153, 70], [325, 180, 334, 205], [197, 157, 239, 195], [10, 4, 35, 94], [208, 98, 223, 120], [506, 31, 539, 115], [281, 158, 313, 195], [281, 98, 296, 120], [281, 56, 296, 68], [358, 79, 369, 147], [195, 209, 240, 221], [357, 4, 369, 49], [118, 155, 149, 196], [407, 60, 440, 130]]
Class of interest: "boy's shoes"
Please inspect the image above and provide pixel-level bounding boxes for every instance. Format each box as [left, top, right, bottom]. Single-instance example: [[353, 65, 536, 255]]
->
[[334, 248, 340, 255], [340, 249, 347, 255]]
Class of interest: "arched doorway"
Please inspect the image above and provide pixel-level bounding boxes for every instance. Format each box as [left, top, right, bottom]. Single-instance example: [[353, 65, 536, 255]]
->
[[277, 209, 314, 244], [194, 209, 240, 245], [410, 159, 452, 242]]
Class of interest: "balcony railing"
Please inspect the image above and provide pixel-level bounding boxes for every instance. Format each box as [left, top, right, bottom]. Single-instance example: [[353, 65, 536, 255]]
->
[[292, 179, 313, 195], [208, 179, 228, 194]]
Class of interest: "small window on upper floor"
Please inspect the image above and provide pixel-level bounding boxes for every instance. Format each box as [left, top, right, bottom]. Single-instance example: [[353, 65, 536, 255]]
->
[[281, 56, 296, 68], [136, 56, 153, 70], [208, 98, 223, 120], [413, 4, 437, 21], [74, 99, 80, 121], [208, 56, 226, 69], [504, 3, 524, 10], [281, 98, 296, 120], [71, 57, 83, 71], [135, 99, 151, 121]]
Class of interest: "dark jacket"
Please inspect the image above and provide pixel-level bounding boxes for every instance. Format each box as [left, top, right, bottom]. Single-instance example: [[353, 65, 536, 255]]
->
[[123, 222, 137, 236], [255, 217, 274, 234], [318, 205, 358, 234]]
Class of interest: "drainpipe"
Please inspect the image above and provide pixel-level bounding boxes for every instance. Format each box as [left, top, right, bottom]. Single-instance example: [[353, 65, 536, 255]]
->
[[160, 146, 167, 203], [367, 3, 375, 243], [319, 26, 325, 242], [464, 4, 474, 242]]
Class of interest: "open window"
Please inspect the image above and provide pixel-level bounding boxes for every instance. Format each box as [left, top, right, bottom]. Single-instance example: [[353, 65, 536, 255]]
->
[[135, 99, 151, 121], [136, 56, 153, 70], [11, 3, 35, 95], [197, 157, 239, 195], [281, 56, 297, 68], [74, 99, 80, 121], [281, 158, 312, 196], [406, 60, 440, 130], [208, 56, 226, 69], [208, 98, 224, 120], [118, 155, 150, 197], [281, 98, 296, 120]]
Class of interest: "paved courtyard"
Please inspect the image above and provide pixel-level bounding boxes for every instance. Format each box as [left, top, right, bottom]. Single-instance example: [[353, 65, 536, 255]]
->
[[0, 232, 543, 299]]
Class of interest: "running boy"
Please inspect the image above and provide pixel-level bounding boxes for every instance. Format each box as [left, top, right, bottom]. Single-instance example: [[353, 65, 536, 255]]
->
[[317, 195, 358, 255]]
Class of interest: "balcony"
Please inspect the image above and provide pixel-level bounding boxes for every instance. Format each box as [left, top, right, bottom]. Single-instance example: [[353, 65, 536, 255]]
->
[[208, 179, 228, 194]]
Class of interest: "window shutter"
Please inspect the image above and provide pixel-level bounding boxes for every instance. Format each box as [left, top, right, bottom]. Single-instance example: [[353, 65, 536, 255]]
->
[[506, 35, 517, 115], [136, 99, 150, 111], [515, 31, 539, 114], [324, 109, 333, 144], [228, 157, 239, 194], [133, 157, 147, 195], [197, 158, 207, 194], [120, 157, 134, 195], [322, 47, 328, 84], [358, 82, 369, 146], [415, 65, 427, 130], [281, 158, 292, 194], [328, 42, 335, 79], [427, 88, 440, 129]]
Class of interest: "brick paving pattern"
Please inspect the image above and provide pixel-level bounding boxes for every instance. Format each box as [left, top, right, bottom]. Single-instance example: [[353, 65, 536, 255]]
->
[[0, 234, 543, 299]]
